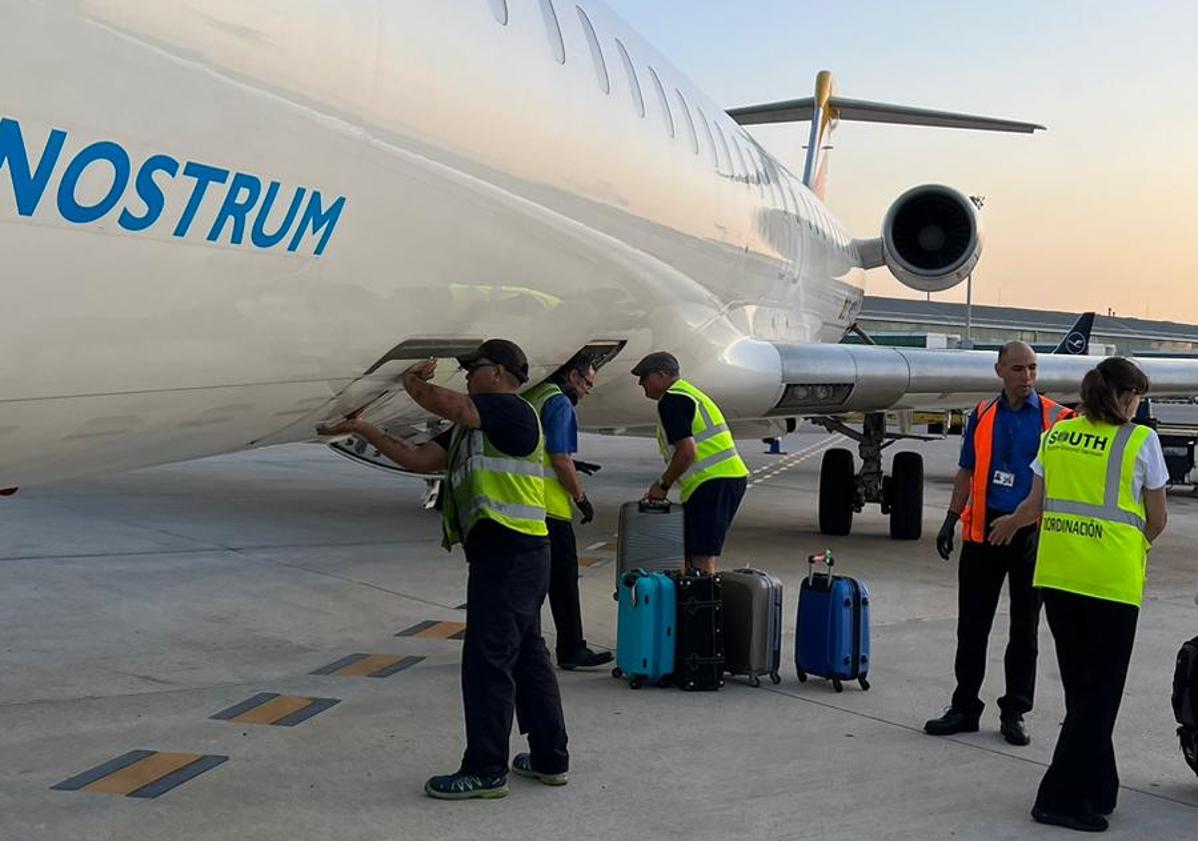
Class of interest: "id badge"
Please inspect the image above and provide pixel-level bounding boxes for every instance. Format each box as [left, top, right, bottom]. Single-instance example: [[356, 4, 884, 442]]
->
[[993, 469, 1016, 488]]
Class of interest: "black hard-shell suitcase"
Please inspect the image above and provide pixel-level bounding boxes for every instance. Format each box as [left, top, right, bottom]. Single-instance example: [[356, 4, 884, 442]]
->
[[720, 568, 783, 687], [1173, 635, 1198, 778], [670, 571, 724, 691]]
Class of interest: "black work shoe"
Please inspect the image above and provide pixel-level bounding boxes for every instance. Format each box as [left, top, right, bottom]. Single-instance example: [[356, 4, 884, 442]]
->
[[1000, 716, 1031, 746], [511, 753, 568, 786], [557, 646, 614, 670], [924, 709, 980, 736], [1031, 806, 1108, 832], [424, 771, 509, 800]]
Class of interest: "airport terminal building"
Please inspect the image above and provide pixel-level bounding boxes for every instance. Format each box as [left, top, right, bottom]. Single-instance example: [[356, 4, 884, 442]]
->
[[859, 296, 1198, 356]]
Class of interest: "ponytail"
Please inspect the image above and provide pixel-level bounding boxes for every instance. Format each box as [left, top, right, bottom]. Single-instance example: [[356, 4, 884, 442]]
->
[[1079, 357, 1149, 424]]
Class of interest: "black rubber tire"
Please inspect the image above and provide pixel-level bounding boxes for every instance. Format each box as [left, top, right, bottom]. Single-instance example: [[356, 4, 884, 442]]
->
[[859, 677, 871, 691], [629, 676, 644, 690], [796, 670, 807, 683], [832, 678, 844, 693], [611, 667, 623, 679], [888, 451, 924, 540], [819, 448, 856, 536], [771, 672, 782, 685], [750, 675, 761, 688]]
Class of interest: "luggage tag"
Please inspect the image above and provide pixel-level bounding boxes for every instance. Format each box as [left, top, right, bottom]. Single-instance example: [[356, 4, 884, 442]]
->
[[992, 469, 1016, 488]]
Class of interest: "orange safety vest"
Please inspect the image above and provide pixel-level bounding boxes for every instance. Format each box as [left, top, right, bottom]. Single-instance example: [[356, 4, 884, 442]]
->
[[961, 394, 1074, 543]]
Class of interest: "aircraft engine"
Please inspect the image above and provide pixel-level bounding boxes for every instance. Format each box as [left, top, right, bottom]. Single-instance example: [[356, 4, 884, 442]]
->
[[881, 185, 982, 293]]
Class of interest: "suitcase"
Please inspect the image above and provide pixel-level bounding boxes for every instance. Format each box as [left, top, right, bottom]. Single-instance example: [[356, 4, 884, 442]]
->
[[615, 500, 685, 593], [1172, 635, 1198, 778], [671, 571, 725, 691], [613, 569, 676, 689], [721, 568, 783, 687], [795, 551, 871, 692]]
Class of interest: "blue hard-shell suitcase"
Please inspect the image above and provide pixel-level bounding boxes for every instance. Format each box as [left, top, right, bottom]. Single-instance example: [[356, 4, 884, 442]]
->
[[613, 569, 676, 689], [795, 551, 871, 692]]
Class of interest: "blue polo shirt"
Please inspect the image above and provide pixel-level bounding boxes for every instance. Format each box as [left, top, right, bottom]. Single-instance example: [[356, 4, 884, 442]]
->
[[959, 391, 1045, 514], [541, 392, 578, 455]]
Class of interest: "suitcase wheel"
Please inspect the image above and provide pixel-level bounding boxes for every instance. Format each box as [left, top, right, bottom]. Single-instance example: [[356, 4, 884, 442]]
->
[[859, 677, 871, 691], [832, 678, 844, 693], [749, 674, 761, 688], [770, 672, 782, 685], [611, 667, 623, 679], [629, 676, 644, 690], [796, 670, 807, 683]]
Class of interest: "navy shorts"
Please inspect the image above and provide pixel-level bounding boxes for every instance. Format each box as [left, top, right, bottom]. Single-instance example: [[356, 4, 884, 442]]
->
[[683, 477, 747, 557]]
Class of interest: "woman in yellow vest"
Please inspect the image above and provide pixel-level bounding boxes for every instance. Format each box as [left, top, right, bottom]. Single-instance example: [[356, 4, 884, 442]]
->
[[990, 357, 1168, 833]]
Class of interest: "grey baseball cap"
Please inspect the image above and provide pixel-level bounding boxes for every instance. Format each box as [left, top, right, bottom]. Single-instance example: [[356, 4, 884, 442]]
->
[[630, 351, 680, 377]]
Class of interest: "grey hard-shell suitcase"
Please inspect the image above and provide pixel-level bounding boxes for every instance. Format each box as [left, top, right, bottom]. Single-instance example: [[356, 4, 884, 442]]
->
[[615, 500, 685, 592], [720, 568, 783, 686]]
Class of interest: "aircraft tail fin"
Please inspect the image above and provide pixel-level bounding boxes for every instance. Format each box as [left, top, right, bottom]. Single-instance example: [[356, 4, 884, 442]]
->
[[1051, 312, 1095, 356], [727, 71, 1045, 199]]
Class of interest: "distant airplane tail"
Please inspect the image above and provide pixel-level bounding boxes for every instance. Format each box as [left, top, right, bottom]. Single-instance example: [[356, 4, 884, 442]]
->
[[1051, 312, 1095, 355], [727, 72, 1046, 200]]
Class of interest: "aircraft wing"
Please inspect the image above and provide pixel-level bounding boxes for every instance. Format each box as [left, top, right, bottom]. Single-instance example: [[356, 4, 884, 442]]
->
[[761, 343, 1198, 416]]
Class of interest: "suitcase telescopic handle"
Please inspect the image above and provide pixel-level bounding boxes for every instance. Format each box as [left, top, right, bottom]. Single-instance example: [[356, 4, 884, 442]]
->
[[806, 549, 834, 587]]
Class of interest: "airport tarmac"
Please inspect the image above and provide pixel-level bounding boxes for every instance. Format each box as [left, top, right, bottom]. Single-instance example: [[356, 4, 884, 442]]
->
[[1, 428, 1196, 840]]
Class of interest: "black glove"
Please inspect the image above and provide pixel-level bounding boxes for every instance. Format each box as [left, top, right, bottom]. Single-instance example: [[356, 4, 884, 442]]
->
[[936, 511, 960, 560], [573, 459, 602, 476], [575, 495, 595, 525]]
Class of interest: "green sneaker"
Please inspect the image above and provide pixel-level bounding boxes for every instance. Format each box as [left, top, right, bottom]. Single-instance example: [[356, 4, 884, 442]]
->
[[424, 771, 509, 800], [511, 753, 568, 786]]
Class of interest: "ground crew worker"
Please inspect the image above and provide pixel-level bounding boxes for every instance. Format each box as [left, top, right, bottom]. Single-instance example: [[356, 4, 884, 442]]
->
[[925, 341, 1073, 746], [317, 339, 568, 800], [631, 351, 749, 574], [523, 353, 612, 670], [990, 357, 1167, 832]]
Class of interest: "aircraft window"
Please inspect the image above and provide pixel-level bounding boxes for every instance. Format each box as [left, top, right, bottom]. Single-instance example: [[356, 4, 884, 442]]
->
[[712, 122, 733, 175], [539, 0, 565, 64], [646, 66, 674, 138], [613, 39, 644, 117], [576, 7, 609, 94], [696, 107, 718, 168], [488, 0, 508, 24], [674, 90, 699, 155]]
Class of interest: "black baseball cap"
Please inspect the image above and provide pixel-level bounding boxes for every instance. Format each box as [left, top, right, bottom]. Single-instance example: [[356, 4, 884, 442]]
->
[[630, 351, 680, 377], [456, 338, 530, 384]]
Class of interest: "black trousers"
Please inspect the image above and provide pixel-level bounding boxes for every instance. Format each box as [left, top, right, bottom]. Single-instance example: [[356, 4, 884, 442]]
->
[[1035, 588, 1139, 816], [951, 515, 1042, 719], [460, 531, 569, 777], [546, 518, 586, 658]]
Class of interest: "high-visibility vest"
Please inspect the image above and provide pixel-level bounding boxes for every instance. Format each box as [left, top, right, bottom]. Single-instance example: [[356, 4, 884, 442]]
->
[[656, 379, 749, 502], [1034, 416, 1152, 607], [961, 394, 1073, 543], [523, 381, 575, 522], [440, 405, 548, 549]]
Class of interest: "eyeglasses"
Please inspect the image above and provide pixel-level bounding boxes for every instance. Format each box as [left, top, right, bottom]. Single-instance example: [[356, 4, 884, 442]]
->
[[576, 373, 596, 391]]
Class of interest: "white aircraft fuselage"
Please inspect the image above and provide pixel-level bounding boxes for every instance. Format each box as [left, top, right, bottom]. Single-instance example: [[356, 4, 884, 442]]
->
[[1, 0, 863, 486]]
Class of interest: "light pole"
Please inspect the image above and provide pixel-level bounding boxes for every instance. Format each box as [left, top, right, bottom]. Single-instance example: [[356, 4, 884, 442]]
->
[[964, 195, 986, 350]]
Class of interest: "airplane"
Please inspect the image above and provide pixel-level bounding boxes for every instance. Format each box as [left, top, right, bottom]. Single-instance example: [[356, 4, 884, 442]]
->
[[4, 1, 1198, 543]]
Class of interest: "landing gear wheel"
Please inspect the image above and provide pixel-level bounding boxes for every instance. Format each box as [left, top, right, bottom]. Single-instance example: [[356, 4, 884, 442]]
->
[[611, 667, 623, 679], [796, 670, 808, 683], [629, 676, 644, 690], [819, 448, 856, 536], [859, 677, 871, 691], [770, 672, 782, 685], [749, 674, 761, 688], [888, 451, 924, 540], [832, 678, 844, 693]]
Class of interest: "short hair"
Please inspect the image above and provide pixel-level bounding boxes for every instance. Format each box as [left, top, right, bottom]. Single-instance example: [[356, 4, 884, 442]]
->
[[550, 351, 595, 385], [997, 341, 1034, 363]]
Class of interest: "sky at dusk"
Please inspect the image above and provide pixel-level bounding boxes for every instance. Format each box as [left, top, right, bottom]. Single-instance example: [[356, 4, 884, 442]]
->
[[604, 0, 1198, 322]]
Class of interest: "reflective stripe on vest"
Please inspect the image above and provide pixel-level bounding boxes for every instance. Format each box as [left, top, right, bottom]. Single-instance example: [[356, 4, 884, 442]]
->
[[656, 379, 749, 502], [1033, 417, 1150, 607], [441, 417, 548, 550], [523, 381, 575, 522], [961, 395, 1073, 543]]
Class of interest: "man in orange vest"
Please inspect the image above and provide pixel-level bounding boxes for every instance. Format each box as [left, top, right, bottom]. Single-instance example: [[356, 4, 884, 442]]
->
[[925, 341, 1073, 746]]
